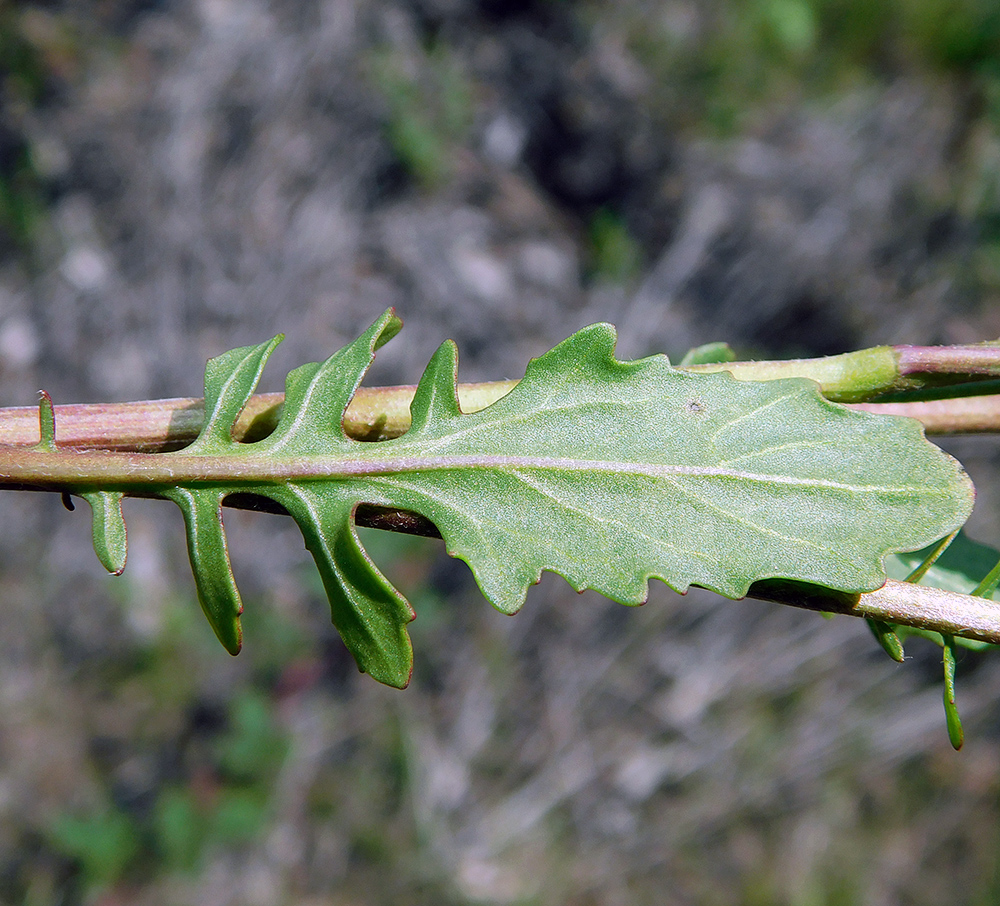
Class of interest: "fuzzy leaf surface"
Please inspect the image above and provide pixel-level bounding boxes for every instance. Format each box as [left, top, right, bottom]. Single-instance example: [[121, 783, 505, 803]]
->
[[372, 327, 973, 614], [78, 310, 974, 688]]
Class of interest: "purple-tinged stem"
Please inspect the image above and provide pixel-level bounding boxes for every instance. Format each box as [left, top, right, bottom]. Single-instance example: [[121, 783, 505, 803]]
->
[[895, 345, 1000, 376], [849, 395, 1000, 434]]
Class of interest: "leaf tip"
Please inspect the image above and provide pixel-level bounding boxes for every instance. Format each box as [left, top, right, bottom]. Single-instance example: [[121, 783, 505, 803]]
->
[[867, 618, 905, 662], [945, 693, 964, 750], [943, 635, 963, 749], [210, 603, 244, 656], [410, 339, 462, 429], [373, 308, 403, 350], [225, 631, 244, 657], [263, 334, 285, 360], [35, 390, 56, 451], [83, 491, 128, 576]]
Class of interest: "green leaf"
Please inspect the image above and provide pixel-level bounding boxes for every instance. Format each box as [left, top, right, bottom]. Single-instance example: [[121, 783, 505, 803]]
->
[[73, 311, 974, 688], [166, 486, 243, 655], [945, 694, 964, 750], [972, 554, 1000, 599], [384, 324, 972, 611], [886, 533, 1000, 746], [678, 341, 737, 366], [943, 635, 964, 750], [190, 336, 284, 451], [885, 532, 1000, 597], [82, 490, 127, 575], [867, 618, 904, 662], [270, 486, 414, 683], [35, 389, 55, 451]]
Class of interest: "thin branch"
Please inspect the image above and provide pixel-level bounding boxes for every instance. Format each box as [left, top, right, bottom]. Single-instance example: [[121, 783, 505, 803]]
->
[[2, 342, 998, 452], [751, 579, 1000, 645], [0, 382, 517, 450], [849, 395, 1000, 434], [686, 343, 1000, 400], [895, 344, 1000, 376]]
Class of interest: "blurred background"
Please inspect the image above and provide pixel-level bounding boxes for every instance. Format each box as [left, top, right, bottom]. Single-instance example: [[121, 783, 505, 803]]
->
[[2, 0, 1000, 903]]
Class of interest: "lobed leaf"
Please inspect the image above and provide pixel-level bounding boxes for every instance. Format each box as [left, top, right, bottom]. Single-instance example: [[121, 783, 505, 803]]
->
[[75, 310, 975, 687], [381, 323, 973, 612]]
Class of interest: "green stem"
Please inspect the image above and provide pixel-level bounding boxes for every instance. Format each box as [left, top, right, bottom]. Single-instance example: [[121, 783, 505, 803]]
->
[[684, 345, 902, 402], [686, 344, 1000, 401]]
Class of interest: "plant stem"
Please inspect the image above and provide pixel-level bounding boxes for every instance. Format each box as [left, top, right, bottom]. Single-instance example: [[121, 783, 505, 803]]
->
[[895, 345, 1000, 376], [0, 340, 995, 463], [751, 579, 1000, 645], [685, 344, 1000, 400], [685, 345, 902, 401], [0, 382, 519, 450], [849, 395, 1000, 434], [2, 343, 998, 451]]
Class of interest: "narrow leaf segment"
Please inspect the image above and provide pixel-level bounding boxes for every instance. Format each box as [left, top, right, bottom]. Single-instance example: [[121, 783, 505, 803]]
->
[[25, 311, 976, 688]]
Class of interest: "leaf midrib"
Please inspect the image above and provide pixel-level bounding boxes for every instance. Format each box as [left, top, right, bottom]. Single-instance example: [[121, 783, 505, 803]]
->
[[5, 446, 952, 497]]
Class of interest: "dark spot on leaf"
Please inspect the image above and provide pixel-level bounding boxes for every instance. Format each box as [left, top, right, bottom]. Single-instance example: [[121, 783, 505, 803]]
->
[[686, 399, 706, 415]]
